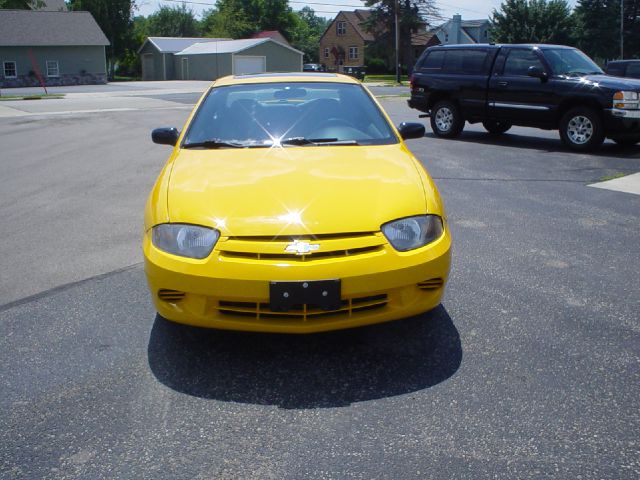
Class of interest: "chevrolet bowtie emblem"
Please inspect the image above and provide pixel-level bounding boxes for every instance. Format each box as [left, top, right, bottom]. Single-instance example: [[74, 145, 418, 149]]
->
[[285, 240, 320, 255]]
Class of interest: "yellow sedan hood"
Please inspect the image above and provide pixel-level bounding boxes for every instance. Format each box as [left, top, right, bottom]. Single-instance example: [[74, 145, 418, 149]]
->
[[167, 144, 427, 236]]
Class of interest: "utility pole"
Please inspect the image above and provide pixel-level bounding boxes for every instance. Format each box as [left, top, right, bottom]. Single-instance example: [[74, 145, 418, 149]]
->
[[395, 0, 400, 83], [620, 0, 624, 59]]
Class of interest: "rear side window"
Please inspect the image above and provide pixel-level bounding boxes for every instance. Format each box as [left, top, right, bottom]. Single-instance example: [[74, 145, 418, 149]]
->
[[606, 63, 625, 76], [627, 63, 640, 79], [442, 49, 487, 74], [503, 49, 544, 76], [419, 50, 445, 70]]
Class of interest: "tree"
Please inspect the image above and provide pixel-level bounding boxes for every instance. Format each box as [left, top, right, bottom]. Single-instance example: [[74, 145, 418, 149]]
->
[[200, 0, 297, 40], [491, 0, 576, 45], [146, 4, 200, 37], [67, 0, 136, 78], [574, 0, 640, 61], [363, 0, 440, 75], [289, 7, 329, 62]]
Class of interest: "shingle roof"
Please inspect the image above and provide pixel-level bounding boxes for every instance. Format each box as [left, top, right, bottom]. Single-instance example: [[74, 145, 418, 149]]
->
[[0, 10, 108, 46], [249, 30, 290, 46], [143, 37, 229, 54], [176, 38, 303, 56], [341, 10, 374, 42]]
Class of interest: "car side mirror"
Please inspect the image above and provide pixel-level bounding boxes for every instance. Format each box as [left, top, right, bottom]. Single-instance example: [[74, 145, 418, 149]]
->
[[152, 127, 179, 146], [528, 66, 548, 81], [397, 122, 425, 140]]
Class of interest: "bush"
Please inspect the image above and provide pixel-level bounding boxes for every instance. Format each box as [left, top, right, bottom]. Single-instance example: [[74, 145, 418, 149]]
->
[[366, 58, 390, 74]]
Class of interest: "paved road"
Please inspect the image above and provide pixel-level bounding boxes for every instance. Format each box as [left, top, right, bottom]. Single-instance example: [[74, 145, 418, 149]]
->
[[1, 95, 639, 479]]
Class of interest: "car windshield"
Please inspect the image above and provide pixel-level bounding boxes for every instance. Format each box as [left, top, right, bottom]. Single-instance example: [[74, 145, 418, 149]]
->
[[542, 48, 603, 76], [182, 82, 398, 148]]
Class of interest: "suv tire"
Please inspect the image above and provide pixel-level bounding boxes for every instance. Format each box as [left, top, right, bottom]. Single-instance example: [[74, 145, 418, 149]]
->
[[430, 100, 464, 138], [559, 107, 605, 151], [482, 120, 512, 135]]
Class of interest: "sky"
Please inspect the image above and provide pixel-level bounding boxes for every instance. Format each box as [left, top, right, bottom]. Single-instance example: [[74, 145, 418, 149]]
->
[[136, 0, 507, 22]]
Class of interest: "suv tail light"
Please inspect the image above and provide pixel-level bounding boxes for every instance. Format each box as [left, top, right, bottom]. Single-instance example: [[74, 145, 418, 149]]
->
[[409, 74, 415, 91]]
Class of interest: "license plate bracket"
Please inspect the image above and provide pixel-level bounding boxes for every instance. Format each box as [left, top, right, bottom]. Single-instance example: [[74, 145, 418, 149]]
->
[[269, 280, 341, 312]]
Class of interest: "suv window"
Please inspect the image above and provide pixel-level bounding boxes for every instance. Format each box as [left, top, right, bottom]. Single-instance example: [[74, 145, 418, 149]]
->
[[627, 63, 640, 79], [606, 63, 625, 76], [442, 49, 487, 74], [419, 50, 445, 70], [503, 49, 544, 76]]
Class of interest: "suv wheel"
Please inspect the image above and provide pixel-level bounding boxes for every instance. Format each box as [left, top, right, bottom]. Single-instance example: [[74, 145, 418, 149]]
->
[[482, 120, 512, 135], [559, 107, 604, 151], [430, 100, 464, 138]]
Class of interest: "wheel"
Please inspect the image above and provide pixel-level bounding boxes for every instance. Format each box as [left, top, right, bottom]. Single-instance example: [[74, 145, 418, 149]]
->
[[430, 100, 464, 138], [612, 137, 640, 147], [559, 107, 605, 151], [482, 120, 512, 135]]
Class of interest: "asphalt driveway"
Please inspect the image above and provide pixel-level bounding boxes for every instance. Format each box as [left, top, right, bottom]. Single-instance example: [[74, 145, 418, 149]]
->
[[0, 92, 638, 479]]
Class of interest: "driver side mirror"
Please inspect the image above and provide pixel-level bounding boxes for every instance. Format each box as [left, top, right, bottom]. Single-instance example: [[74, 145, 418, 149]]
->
[[528, 66, 548, 81], [152, 127, 180, 146], [397, 122, 425, 140]]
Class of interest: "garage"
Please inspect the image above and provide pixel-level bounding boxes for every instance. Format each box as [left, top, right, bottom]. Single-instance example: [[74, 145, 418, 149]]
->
[[234, 56, 266, 75], [175, 38, 302, 81]]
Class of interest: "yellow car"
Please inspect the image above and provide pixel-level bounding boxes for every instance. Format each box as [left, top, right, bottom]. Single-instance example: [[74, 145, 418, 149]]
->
[[144, 73, 451, 333]]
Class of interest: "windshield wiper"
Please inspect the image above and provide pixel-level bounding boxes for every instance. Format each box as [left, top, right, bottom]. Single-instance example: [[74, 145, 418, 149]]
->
[[280, 137, 359, 146], [182, 139, 265, 149]]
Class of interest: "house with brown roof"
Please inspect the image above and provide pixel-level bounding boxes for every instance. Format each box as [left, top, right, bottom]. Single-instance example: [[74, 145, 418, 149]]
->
[[319, 10, 373, 72], [319, 10, 440, 73]]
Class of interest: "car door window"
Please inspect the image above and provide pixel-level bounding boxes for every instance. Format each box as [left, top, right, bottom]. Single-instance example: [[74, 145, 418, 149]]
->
[[503, 49, 544, 76], [626, 63, 640, 79], [442, 50, 487, 74]]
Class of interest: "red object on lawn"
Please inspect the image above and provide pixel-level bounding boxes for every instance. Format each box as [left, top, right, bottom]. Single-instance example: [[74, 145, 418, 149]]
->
[[27, 49, 48, 95]]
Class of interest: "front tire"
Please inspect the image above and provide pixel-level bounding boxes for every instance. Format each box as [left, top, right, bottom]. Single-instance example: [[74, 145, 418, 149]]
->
[[482, 120, 512, 135], [430, 100, 464, 138], [559, 107, 604, 151]]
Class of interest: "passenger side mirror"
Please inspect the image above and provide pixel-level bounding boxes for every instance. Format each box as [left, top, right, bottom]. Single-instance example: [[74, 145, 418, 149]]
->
[[528, 66, 548, 81], [152, 127, 180, 146], [397, 122, 426, 140]]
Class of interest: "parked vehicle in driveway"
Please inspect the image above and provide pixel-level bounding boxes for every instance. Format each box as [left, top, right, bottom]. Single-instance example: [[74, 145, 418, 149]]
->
[[605, 60, 640, 80], [145, 73, 450, 334], [408, 44, 640, 150]]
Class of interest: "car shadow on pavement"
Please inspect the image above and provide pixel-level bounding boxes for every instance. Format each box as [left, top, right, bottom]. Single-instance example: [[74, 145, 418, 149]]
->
[[147, 305, 461, 409], [425, 131, 640, 158]]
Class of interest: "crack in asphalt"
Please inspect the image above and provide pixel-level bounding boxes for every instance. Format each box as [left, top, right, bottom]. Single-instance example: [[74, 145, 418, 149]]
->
[[0, 263, 143, 314]]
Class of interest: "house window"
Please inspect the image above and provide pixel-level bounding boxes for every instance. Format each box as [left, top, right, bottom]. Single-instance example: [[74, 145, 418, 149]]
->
[[337, 21, 346, 35], [349, 46, 358, 60], [46, 60, 59, 77], [3, 61, 17, 78], [324, 47, 329, 58]]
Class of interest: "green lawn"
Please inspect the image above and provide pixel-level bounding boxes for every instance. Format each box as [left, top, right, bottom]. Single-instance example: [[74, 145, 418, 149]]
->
[[0, 94, 65, 101], [364, 74, 410, 85]]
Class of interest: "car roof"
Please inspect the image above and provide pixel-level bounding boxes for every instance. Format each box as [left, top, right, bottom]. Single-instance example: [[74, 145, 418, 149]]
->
[[607, 59, 640, 65], [428, 43, 576, 50], [212, 72, 359, 87]]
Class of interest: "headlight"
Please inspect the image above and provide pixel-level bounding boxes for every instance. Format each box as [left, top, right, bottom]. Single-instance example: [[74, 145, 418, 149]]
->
[[613, 91, 639, 109], [381, 215, 443, 252], [152, 224, 219, 259]]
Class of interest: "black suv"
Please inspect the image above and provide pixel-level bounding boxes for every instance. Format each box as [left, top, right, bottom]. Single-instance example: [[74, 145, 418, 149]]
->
[[605, 60, 640, 79], [409, 44, 640, 150]]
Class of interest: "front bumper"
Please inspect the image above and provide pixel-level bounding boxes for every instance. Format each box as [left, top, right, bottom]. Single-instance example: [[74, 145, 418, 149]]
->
[[604, 108, 640, 138], [143, 230, 452, 333]]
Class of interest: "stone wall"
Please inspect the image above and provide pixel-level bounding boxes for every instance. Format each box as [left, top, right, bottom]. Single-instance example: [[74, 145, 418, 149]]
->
[[1, 73, 107, 88]]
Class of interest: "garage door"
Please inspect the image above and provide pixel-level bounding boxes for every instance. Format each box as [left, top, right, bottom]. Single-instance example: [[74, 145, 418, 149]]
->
[[234, 56, 266, 75]]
